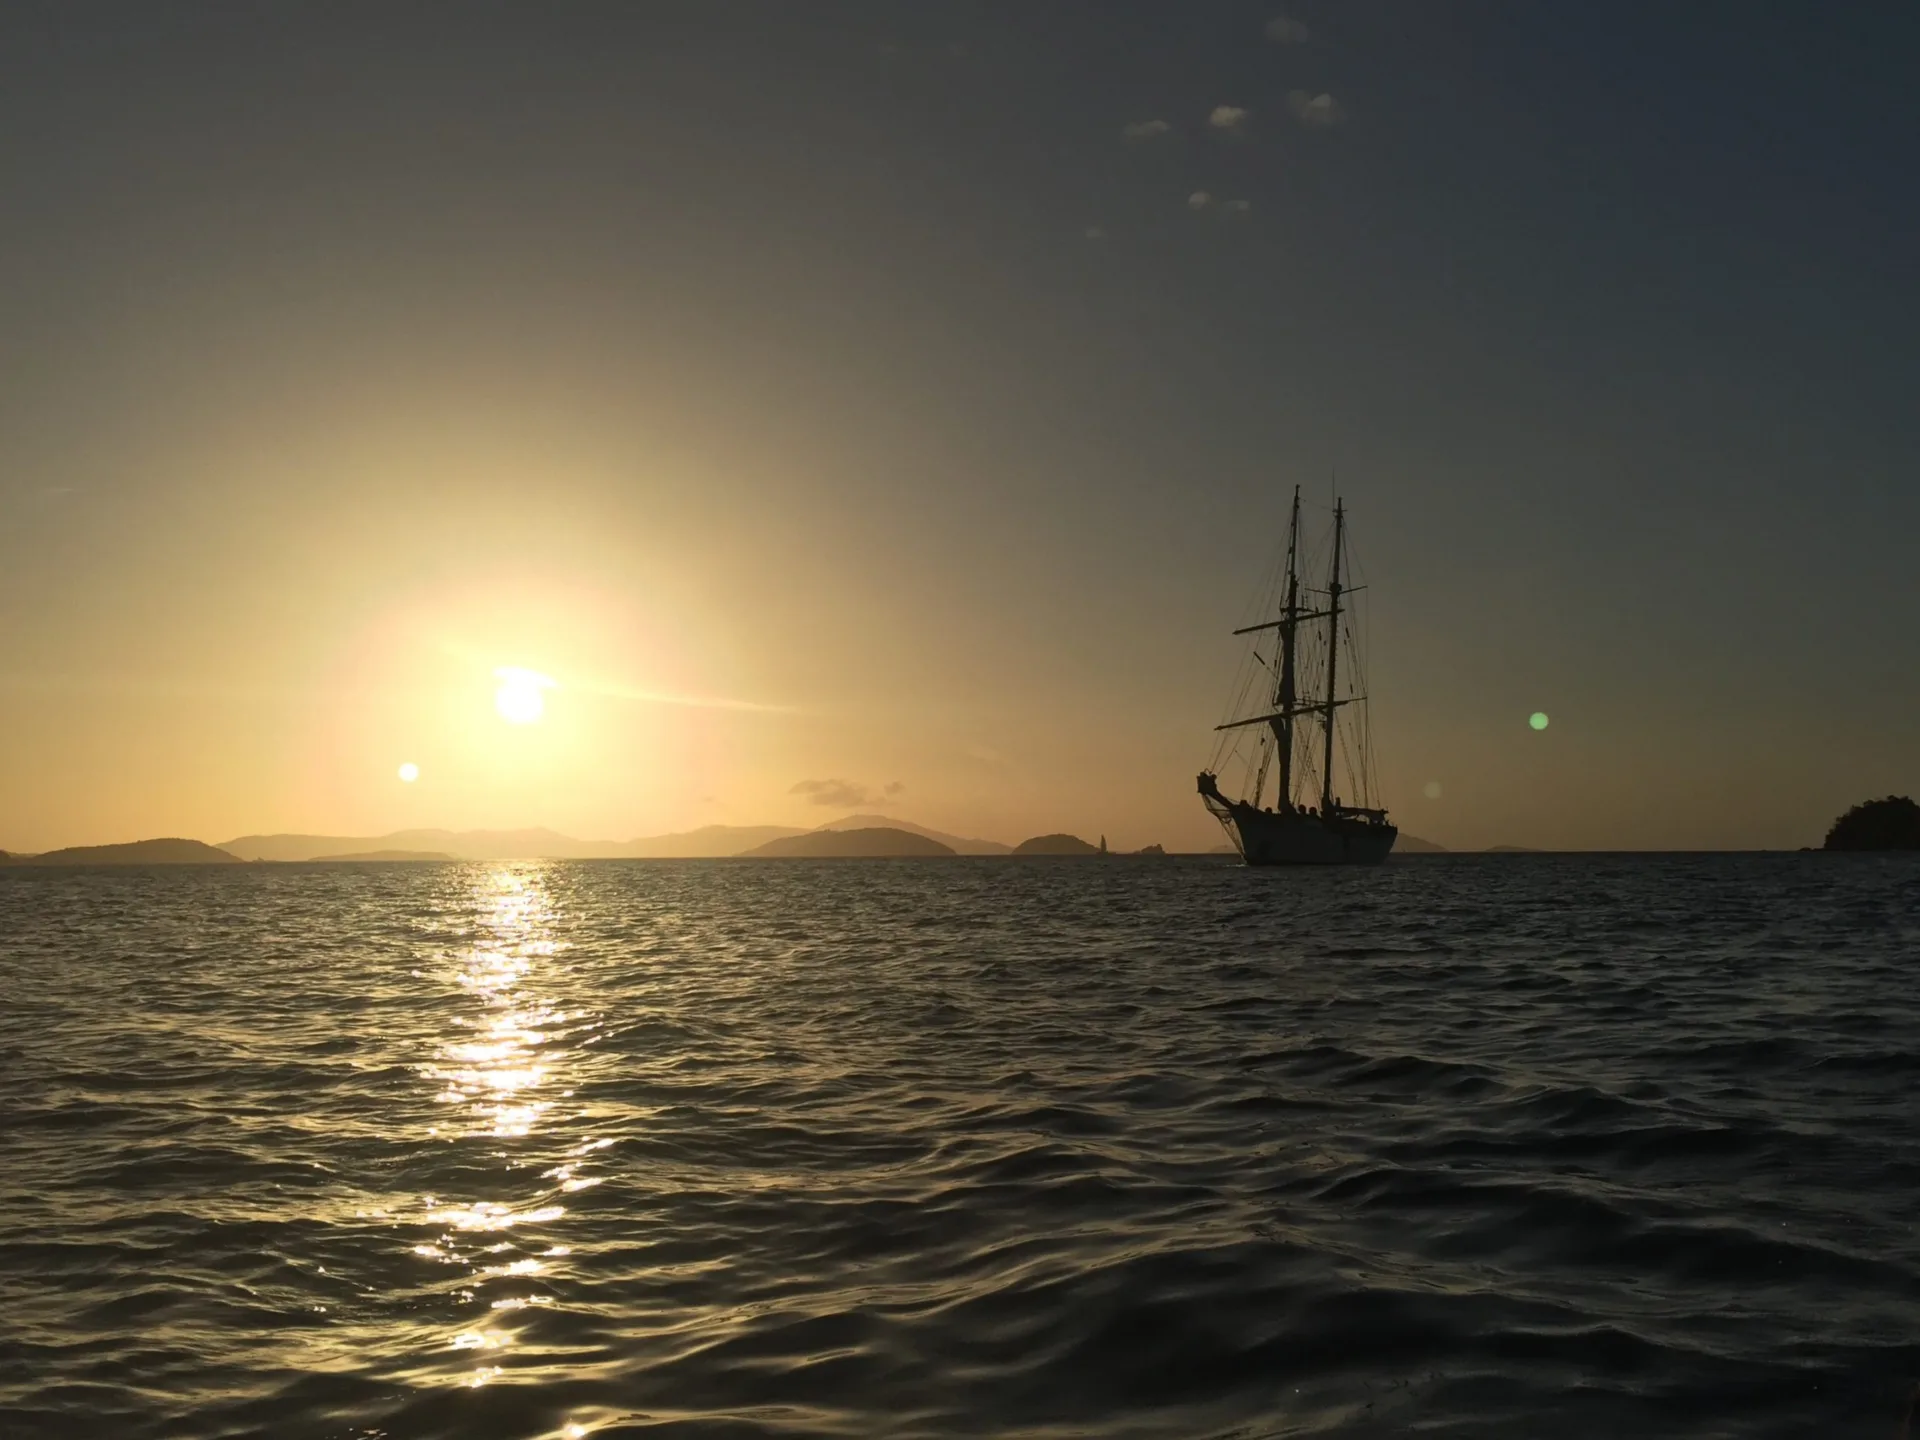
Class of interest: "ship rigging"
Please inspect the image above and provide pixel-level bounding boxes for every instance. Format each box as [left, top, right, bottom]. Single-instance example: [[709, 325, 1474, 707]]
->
[[1198, 488, 1397, 865]]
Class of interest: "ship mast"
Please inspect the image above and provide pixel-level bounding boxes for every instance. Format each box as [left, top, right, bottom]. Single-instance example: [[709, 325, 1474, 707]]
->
[[1272, 487, 1302, 810], [1320, 499, 1345, 813]]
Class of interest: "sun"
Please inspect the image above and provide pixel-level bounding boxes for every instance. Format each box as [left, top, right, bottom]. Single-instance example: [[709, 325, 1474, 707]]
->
[[494, 667, 556, 725]]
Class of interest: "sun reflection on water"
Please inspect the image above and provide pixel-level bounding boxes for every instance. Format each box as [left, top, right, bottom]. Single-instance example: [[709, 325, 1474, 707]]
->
[[407, 865, 603, 1406], [428, 873, 567, 1138]]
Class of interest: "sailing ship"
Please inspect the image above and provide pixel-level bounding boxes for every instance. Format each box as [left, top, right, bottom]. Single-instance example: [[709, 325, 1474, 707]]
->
[[1198, 488, 1397, 865]]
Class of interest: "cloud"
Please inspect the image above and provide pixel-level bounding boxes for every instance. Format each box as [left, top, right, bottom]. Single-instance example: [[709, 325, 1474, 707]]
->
[[1208, 105, 1250, 133], [1084, 225, 1106, 240], [790, 778, 878, 808], [1122, 119, 1171, 140], [1188, 191, 1214, 209], [1224, 198, 1252, 212], [1265, 15, 1310, 43], [884, 781, 906, 798], [1287, 91, 1345, 127]]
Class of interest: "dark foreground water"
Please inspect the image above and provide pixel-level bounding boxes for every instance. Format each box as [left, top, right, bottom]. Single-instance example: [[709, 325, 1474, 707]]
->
[[2, 855, 1918, 1439]]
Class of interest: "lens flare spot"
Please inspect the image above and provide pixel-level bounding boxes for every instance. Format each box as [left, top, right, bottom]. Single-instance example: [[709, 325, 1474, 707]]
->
[[398, 762, 420, 783], [1529, 712, 1550, 731], [1422, 781, 1442, 800]]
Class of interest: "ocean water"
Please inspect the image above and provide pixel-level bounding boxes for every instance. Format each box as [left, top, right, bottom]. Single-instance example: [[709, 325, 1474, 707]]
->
[[2, 854, 1917, 1440]]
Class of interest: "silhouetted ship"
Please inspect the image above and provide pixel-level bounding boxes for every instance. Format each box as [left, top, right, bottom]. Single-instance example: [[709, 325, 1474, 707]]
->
[[1198, 489, 1397, 865]]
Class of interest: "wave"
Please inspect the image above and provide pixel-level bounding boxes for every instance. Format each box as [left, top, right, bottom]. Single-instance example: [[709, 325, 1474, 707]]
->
[[2, 853, 1917, 1438]]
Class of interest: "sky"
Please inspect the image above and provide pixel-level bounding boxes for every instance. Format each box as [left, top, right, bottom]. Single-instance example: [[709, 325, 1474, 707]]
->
[[2, 1, 1916, 854]]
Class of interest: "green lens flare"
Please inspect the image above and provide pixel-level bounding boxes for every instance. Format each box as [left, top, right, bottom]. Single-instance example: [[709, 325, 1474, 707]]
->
[[1529, 712, 1550, 731]]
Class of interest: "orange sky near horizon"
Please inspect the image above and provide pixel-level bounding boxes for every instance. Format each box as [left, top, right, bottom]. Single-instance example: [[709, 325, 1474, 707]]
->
[[2, 382, 1893, 856]]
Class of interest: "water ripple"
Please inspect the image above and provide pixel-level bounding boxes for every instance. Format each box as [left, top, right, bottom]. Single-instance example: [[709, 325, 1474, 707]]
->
[[1, 853, 1917, 1437]]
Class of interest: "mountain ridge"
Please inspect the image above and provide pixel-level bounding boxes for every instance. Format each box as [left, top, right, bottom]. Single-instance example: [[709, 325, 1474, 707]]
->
[[14, 821, 1452, 864], [624, 825, 807, 857], [311, 850, 459, 863], [221, 817, 1009, 860], [743, 827, 956, 858], [5, 838, 241, 866], [221, 828, 628, 861], [809, 814, 1010, 855]]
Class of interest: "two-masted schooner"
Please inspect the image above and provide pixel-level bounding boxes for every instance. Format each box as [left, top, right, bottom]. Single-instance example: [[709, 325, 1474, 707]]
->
[[1198, 488, 1397, 865]]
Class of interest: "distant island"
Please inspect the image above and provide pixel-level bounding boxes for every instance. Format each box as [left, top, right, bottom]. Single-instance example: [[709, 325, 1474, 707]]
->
[[216, 813, 1012, 861], [8, 814, 1382, 865], [2, 838, 240, 866], [310, 850, 458, 863], [1012, 833, 1103, 856], [224, 826, 645, 862], [740, 827, 956, 857], [613, 824, 807, 857], [810, 815, 1009, 855], [1824, 796, 1920, 851]]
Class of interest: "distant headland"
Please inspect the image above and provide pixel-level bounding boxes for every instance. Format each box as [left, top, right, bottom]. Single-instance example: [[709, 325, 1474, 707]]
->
[[1823, 796, 1920, 851], [741, 827, 954, 857], [1012, 833, 1103, 856], [1, 838, 241, 866]]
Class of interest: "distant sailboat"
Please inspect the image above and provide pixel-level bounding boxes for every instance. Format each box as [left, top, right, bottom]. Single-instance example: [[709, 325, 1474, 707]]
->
[[1198, 488, 1397, 866]]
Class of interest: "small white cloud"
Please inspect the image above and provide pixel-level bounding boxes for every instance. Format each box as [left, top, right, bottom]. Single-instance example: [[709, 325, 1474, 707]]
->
[[1265, 16, 1310, 43], [1208, 105, 1250, 133], [1122, 119, 1171, 140], [1188, 191, 1214, 209], [1224, 198, 1252, 212], [1287, 91, 1345, 128]]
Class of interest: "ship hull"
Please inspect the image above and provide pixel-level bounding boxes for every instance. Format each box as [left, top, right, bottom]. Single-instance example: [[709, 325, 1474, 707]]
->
[[1222, 804, 1397, 866]]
